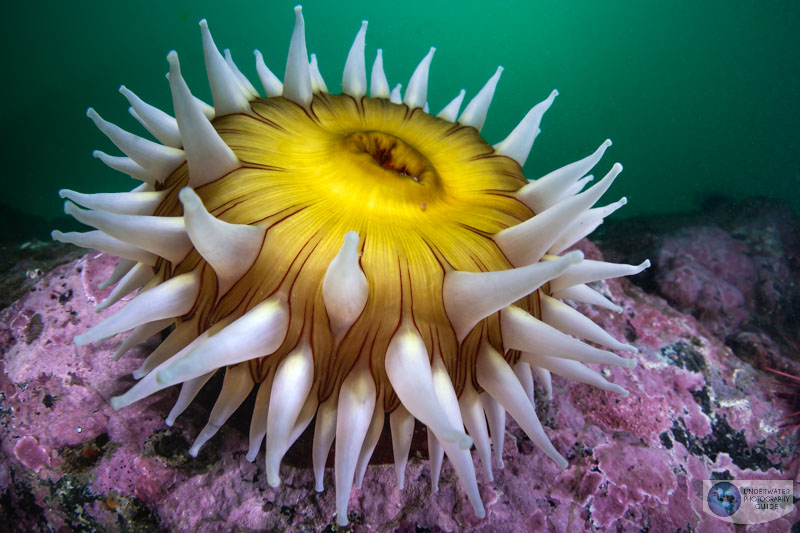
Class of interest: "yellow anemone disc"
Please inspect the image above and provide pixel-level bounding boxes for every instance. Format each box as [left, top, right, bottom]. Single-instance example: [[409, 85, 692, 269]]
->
[[155, 93, 535, 407]]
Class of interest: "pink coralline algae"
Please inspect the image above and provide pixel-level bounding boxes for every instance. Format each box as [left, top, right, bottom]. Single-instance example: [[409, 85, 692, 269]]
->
[[13, 437, 50, 473], [1, 232, 799, 531], [656, 226, 756, 336]]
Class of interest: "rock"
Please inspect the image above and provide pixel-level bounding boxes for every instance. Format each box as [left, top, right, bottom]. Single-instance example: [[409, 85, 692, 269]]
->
[[655, 226, 756, 338], [600, 197, 799, 346], [0, 242, 798, 532]]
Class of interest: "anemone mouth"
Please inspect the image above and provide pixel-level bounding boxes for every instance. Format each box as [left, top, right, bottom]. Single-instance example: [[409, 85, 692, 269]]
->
[[343, 130, 435, 183], [53, 6, 647, 527]]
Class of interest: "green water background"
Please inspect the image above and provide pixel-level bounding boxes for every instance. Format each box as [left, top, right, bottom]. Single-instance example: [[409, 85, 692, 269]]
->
[[3, 0, 798, 224]]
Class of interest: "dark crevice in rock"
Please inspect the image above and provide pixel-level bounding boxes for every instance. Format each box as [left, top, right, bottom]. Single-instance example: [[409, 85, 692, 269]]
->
[[145, 429, 217, 474], [659, 342, 706, 372], [671, 416, 779, 472], [690, 386, 714, 417], [61, 433, 112, 473]]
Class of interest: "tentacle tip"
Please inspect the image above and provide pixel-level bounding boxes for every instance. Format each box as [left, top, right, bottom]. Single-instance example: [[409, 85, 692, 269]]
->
[[178, 186, 198, 206], [617, 387, 630, 398], [624, 357, 638, 369], [245, 451, 257, 462], [473, 506, 486, 519], [343, 230, 360, 244], [555, 456, 569, 470], [94, 301, 109, 313], [456, 432, 473, 450], [73, 334, 88, 348], [131, 368, 146, 380], [437, 428, 473, 449], [188, 446, 200, 458], [154, 369, 173, 386], [294, 5, 303, 15], [361, 19, 368, 27], [314, 482, 324, 493], [603, 138, 613, 147], [253, 49, 262, 57], [336, 515, 348, 527], [198, 18, 208, 28], [640, 259, 652, 270], [118, 85, 127, 93], [51, 230, 62, 240], [612, 162, 623, 172], [166, 50, 179, 65], [267, 473, 281, 488], [109, 396, 124, 411], [164, 417, 175, 427], [110, 350, 123, 361], [550, 88, 559, 98], [563, 250, 584, 264]]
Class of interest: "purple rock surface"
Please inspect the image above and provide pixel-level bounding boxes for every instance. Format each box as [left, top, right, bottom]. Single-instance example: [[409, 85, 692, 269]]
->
[[1, 235, 799, 531], [656, 226, 756, 337]]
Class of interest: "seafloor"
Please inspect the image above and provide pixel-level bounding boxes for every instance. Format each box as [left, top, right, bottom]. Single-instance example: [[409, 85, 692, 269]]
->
[[1, 197, 798, 532]]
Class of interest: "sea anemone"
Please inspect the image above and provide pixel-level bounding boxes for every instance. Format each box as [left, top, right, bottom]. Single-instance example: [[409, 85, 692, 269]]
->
[[52, 6, 648, 526]]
